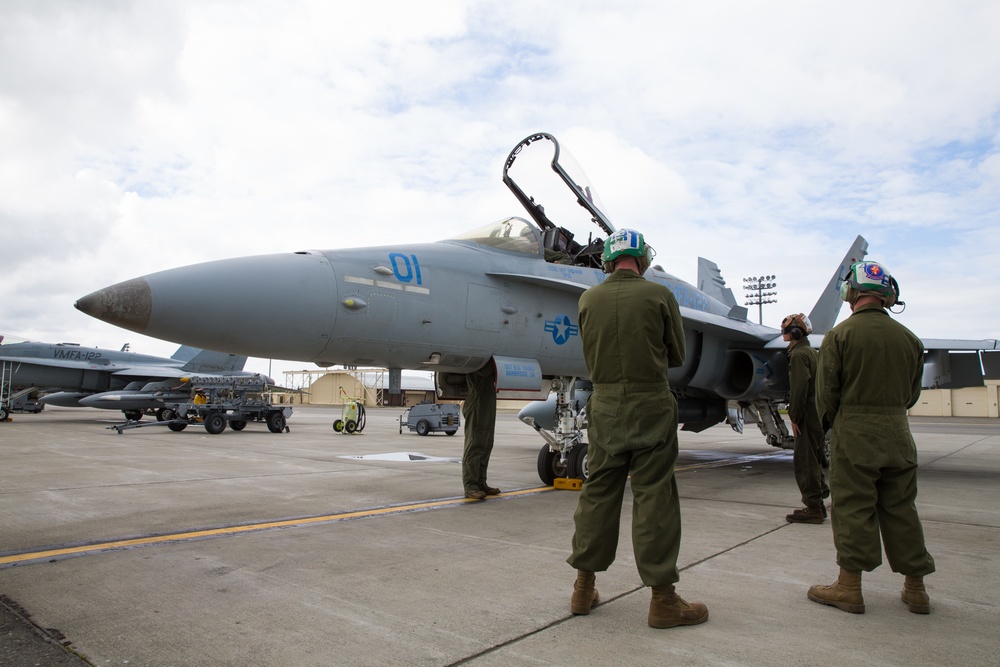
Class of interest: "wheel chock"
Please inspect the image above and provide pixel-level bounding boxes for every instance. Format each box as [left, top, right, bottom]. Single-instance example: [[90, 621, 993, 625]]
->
[[553, 477, 583, 490]]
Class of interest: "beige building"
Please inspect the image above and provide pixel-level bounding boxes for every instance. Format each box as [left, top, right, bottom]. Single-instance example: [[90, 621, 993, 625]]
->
[[277, 369, 436, 408], [910, 381, 1000, 418], [910, 349, 1000, 418]]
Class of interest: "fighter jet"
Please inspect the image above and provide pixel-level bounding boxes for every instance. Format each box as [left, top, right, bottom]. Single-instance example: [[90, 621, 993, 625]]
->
[[73, 133, 997, 483], [0, 334, 268, 421]]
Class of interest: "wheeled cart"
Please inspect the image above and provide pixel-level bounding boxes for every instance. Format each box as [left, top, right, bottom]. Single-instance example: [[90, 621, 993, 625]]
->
[[108, 374, 291, 435]]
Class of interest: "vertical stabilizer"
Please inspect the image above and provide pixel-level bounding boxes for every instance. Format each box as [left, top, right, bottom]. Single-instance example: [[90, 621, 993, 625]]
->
[[808, 235, 868, 334], [170, 345, 199, 363], [697, 257, 738, 308], [180, 349, 249, 373], [698, 257, 748, 320]]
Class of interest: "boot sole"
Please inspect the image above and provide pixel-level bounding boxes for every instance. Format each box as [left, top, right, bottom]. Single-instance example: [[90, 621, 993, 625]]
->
[[786, 517, 825, 524], [648, 610, 709, 628], [902, 593, 930, 614], [808, 591, 865, 613]]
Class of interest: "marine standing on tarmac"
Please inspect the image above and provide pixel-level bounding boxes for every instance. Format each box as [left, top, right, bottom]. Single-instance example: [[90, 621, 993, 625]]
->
[[461, 362, 501, 500], [781, 313, 830, 524], [567, 228, 708, 629], [809, 261, 935, 614]]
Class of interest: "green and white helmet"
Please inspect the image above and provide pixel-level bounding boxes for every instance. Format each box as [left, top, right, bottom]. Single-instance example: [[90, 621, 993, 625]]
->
[[840, 261, 898, 307], [602, 229, 654, 268]]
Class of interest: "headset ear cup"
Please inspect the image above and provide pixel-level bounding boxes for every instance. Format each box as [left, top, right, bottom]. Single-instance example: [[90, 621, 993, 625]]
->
[[791, 327, 802, 340]]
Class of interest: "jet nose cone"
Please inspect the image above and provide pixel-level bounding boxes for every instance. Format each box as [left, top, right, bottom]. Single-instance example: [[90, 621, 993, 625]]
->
[[77, 253, 339, 361], [76, 278, 154, 334]]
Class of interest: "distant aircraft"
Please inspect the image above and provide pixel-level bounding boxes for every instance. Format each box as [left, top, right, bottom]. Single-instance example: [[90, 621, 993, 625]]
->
[[74, 133, 998, 482], [0, 335, 269, 421]]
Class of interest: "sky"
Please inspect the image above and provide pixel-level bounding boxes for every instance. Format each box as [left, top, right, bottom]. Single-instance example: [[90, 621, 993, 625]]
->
[[2, 0, 999, 384]]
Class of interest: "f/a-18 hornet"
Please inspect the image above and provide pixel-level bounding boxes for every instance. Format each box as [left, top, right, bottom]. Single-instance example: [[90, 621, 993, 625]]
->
[[74, 133, 997, 483], [0, 334, 270, 422]]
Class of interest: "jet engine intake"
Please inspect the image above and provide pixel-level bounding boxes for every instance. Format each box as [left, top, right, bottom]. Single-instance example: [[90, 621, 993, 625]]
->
[[714, 349, 787, 401]]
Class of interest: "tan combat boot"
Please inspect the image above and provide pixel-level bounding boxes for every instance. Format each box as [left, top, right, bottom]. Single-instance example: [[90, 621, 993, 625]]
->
[[901, 575, 930, 614], [570, 571, 599, 615], [808, 568, 865, 613], [648, 585, 709, 628]]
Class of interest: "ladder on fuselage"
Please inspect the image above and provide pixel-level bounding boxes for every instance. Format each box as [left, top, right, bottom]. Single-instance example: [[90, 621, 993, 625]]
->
[[0, 360, 12, 418]]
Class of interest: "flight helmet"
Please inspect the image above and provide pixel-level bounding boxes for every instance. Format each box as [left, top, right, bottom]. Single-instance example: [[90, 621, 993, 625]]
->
[[780, 313, 812, 340], [839, 261, 898, 307], [602, 229, 655, 273]]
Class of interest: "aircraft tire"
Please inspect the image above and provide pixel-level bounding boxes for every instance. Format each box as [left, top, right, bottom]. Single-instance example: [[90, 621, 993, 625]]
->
[[157, 408, 176, 422], [566, 443, 589, 481], [537, 446, 567, 485], [445, 430, 457, 436], [0, 406, 9, 422], [415, 420, 430, 436], [204, 412, 227, 435], [229, 420, 247, 431], [267, 411, 286, 433], [167, 422, 187, 432], [123, 409, 143, 421]]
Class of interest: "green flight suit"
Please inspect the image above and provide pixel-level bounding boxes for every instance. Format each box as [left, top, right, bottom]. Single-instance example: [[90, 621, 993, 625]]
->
[[816, 303, 935, 576], [462, 363, 497, 492], [787, 339, 828, 508], [567, 269, 686, 586]]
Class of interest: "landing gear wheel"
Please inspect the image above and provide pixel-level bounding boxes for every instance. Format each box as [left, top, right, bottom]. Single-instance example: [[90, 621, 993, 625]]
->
[[536, 443, 589, 485], [168, 422, 187, 432], [229, 420, 247, 431], [0, 406, 9, 421], [445, 430, 457, 436], [537, 446, 568, 485], [204, 412, 227, 435], [157, 408, 176, 422], [267, 411, 286, 433], [567, 443, 589, 481], [123, 409, 143, 421], [415, 419, 430, 436]]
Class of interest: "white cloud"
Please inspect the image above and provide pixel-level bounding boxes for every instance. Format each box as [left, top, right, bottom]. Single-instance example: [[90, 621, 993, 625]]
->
[[1, 0, 998, 379]]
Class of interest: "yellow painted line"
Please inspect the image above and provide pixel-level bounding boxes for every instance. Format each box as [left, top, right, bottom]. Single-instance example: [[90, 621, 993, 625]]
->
[[0, 487, 552, 568], [1, 452, 779, 568]]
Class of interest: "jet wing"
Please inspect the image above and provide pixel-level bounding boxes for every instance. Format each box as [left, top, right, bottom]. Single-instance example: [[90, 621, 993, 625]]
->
[[922, 338, 1000, 351], [681, 307, 772, 345], [0, 355, 129, 371]]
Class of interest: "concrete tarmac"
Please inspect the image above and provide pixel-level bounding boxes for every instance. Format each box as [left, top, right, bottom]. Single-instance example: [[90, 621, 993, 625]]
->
[[1, 406, 997, 666]]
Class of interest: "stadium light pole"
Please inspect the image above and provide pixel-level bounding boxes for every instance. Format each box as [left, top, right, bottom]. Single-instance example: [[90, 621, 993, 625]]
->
[[743, 275, 778, 325]]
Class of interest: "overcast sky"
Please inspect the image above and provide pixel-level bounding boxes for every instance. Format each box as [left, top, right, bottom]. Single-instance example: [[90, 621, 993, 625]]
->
[[2, 0, 998, 382]]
